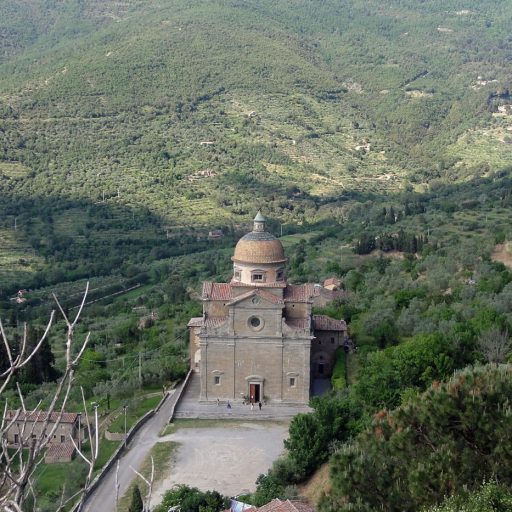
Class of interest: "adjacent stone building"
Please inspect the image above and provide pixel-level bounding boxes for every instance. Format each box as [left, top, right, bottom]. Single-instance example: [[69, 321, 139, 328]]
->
[[188, 213, 347, 405], [5, 410, 82, 463]]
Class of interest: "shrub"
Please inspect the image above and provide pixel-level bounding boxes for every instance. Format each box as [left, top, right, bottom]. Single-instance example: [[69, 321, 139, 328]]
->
[[331, 347, 347, 390]]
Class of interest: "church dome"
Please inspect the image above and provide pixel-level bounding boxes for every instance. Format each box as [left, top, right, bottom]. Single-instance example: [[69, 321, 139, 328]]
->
[[232, 213, 286, 265]]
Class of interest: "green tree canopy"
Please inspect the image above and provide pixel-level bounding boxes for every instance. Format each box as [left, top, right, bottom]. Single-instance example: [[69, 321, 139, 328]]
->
[[321, 364, 512, 512]]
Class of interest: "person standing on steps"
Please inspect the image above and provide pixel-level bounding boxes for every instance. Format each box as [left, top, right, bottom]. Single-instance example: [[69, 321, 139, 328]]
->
[[251, 403, 254, 411], [258, 401, 262, 411], [227, 401, 231, 410]]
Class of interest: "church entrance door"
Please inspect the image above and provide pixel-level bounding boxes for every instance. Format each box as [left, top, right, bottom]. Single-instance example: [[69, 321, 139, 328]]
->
[[249, 383, 261, 403]]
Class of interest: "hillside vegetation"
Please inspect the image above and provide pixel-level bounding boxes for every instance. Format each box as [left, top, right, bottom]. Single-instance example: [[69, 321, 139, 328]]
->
[[1, 0, 512, 295], [1, 2, 512, 510]]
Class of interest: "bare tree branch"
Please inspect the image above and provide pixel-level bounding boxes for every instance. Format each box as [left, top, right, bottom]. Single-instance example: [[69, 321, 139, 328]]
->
[[0, 284, 94, 511], [478, 328, 511, 363], [130, 456, 155, 511]]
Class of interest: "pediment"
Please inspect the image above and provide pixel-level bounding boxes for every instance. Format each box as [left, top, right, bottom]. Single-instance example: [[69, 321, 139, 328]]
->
[[227, 289, 283, 309]]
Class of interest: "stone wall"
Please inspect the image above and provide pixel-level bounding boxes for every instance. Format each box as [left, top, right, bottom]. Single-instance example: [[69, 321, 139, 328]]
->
[[200, 337, 310, 403]]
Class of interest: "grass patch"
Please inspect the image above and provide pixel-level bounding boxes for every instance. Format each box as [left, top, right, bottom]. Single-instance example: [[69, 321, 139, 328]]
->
[[159, 423, 175, 437], [117, 441, 178, 512], [280, 231, 324, 248], [171, 418, 288, 429], [0, 161, 31, 178], [346, 352, 360, 386], [108, 395, 162, 433], [94, 439, 121, 470]]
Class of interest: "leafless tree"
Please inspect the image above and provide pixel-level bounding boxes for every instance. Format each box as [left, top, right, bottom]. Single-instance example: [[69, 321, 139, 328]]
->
[[0, 284, 97, 512], [478, 327, 511, 364], [130, 456, 154, 512]]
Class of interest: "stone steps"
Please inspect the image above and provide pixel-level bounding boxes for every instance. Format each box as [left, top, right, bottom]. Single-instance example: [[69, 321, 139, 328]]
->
[[173, 410, 303, 420], [173, 371, 312, 420]]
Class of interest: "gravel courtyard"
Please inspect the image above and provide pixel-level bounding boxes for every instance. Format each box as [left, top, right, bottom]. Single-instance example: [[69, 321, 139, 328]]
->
[[151, 421, 290, 506]]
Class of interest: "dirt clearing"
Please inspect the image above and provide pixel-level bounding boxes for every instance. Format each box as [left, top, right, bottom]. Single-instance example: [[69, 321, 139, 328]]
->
[[151, 421, 289, 507]]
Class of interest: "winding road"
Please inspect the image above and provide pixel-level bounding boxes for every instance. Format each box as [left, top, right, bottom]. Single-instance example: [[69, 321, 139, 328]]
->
[[83, 389, 178, 512]]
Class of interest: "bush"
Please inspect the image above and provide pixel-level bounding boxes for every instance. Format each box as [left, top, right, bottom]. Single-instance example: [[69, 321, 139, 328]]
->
[[331, 348, 347, 390], [426, 481, 512, 512], [153, 484, 229, 512]]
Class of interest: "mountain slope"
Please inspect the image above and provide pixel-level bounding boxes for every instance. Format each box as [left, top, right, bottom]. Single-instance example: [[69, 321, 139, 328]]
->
[[1, 0, 512, 291]]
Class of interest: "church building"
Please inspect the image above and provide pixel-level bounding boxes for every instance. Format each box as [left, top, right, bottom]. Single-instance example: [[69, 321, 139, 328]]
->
[[188, 212, 347, 405]]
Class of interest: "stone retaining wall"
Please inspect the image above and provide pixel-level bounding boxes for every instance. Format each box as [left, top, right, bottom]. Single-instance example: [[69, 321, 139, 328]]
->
[[104, 431, 125, 441], [168, 370, 192, 422]]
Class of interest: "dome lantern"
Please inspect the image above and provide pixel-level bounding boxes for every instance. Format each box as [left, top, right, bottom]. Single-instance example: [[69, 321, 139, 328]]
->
[[253, 211, 266, 233]]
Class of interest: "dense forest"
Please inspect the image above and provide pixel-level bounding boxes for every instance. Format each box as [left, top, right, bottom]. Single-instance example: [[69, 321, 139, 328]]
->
[[1, 0, 512, 511]]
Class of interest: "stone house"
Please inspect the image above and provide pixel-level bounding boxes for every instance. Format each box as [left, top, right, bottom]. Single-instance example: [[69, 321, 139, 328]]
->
[[5, 410, 83, 463], [188, 213, 347, 405]]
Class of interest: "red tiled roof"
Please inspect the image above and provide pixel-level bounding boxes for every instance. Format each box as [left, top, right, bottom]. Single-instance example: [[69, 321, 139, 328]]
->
[[257, 499, 315, 512], [312, 315, 347, 331], [202, 282, 232, 300], [205, 316, 228, 328], [313, 287, 347, 300], [46, 442, 76, 459], [6, 410, 79, 424], [188, 317, 203, 327], [257, 289, 284, 304], [284, 284, 316, 303]]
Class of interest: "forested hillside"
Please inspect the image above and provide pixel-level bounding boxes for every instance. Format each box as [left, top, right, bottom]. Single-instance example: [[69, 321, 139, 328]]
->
[[1, 2, 512, 510], [1, 0, 512, 294]]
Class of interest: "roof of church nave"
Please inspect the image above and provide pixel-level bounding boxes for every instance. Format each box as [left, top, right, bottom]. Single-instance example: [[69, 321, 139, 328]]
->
[[201, 281, 317, 303], [232, 212, 287, 265]]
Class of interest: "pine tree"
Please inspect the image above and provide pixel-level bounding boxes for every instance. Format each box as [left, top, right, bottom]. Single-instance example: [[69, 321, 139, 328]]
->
[[322, 365, 512, 512], [128, 485, 144, 512]]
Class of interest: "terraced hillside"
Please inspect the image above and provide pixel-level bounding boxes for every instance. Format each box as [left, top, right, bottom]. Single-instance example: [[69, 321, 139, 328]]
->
[[1, 0, 512, 293]]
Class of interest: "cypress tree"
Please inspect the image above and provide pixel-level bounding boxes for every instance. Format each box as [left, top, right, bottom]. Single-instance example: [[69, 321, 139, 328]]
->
[[128, 485, 143, 512]]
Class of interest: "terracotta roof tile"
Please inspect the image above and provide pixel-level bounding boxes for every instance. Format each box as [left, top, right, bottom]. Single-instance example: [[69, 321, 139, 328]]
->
[[46, 442, 76, 460], [257, 289, 284, 304], [257, 499, 315, 512], [202, 282, 232, 301], [284, 284, 316, 303], [6, 410, 79, 424], [188, 317, 203, 327], [232, 232, 286, 264], [205, 316, 228, 328], [313, 287, 347, 300], [313, 315, 347, 331], [323, 277, 342, 288]]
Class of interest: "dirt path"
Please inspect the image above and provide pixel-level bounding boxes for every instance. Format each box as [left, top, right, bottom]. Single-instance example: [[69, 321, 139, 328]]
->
[[151, 421, 289, 507], [492, 243, 512, 268]]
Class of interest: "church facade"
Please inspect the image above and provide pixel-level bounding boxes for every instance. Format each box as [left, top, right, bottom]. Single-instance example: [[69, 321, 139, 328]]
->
[[188, 213, 347, 405]]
